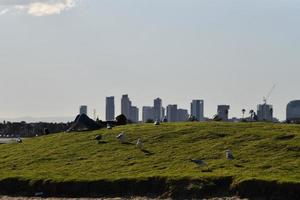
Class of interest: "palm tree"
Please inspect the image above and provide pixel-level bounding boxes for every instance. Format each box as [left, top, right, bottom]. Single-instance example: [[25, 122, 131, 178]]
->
[[242, 109, 246, 119], [249, 110, 254, 119]]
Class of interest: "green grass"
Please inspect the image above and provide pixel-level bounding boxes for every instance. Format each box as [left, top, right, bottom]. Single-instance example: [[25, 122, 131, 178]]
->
[[0, 122, 299, 186]]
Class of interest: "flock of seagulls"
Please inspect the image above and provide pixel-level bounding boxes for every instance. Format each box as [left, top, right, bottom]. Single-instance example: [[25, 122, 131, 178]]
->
[[95, 123, 235, 166]]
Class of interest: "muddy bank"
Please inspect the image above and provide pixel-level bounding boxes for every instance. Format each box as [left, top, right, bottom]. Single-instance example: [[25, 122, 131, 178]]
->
[[0, 197, 247, 200], [0, 177, 299, 200]]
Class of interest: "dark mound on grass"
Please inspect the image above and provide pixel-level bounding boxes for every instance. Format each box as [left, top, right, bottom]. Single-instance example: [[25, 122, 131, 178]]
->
[[67, 114, 101, 132]]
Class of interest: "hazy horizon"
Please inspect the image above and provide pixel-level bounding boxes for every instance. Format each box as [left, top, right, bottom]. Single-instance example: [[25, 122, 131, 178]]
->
[[1, 0, 300, 121]]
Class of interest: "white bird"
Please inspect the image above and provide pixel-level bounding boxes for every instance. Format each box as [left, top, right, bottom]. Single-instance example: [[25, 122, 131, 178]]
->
[[116, 132, 125, 143], [136, 138, 143, 149], [16, 137, 22, 143], [154, 121, 160, 125], [107, 124, 112, 129], [190, 159, 207, 166], [95, 135, 102, 141], [225, 150, 234, 160]]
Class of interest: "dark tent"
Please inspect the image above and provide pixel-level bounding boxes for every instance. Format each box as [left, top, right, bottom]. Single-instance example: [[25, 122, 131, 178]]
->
[[67, 114, 101, 132]]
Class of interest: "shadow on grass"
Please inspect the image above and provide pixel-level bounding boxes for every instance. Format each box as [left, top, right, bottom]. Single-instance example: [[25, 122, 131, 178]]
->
[[121, 142, 134, 145], [141, 149, 154, 156], [98, 141, 108, 144]]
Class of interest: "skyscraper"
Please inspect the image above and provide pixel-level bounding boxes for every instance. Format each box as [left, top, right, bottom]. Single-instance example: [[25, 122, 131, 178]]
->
[[191, 100, 204, 121], [153, 98, 162, 121], [177, 109, 189, 121], [257, 103, 273, 121], [106, 96, 115, 121], [217, 105, 230, 121], [142, 106, 154, 122], [121, 94, 131, 119], [167, 104, 178, 122], [79, 105, 88, 115], [130, 106, 139, 123]]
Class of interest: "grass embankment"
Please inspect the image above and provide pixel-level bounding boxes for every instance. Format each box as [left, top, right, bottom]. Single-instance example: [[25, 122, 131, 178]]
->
[[0, 122, 299, 199]]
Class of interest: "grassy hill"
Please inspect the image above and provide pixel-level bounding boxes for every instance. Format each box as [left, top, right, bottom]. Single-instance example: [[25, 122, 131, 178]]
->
[[0, 122, 299, 199]]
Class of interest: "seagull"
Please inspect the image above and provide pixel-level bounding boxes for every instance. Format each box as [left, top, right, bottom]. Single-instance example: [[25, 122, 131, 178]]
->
[[136, 138, 143, 149], [225, 150, 234, 160], [117, 132, 125, 143], [16, 137, 22, 143], [95, 135, 102, 141], [154, 121, 160, 125], [190, 159, 207, 166], [107, 124, 112, 129]]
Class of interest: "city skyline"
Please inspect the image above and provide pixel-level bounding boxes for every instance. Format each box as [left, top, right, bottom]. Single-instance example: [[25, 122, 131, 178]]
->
[[1, 93, 300, 122], [1, 0, 300, 120]]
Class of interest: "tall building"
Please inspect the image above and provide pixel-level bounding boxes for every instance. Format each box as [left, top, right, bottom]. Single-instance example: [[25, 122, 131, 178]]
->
[[177, 109, 189, 122], [190, 100, 204, 121], [167, 104, 178, 122], [106, 96, 115, 121], [287, 100, 300, 122], [257, 103, 273, 121], [153, 98, 163, 121], [130, 106, 139, 123], [217, 105, 230, 121], [121, 94, 131, 119], [79, 105, 88, 115], [142, 106, 154, 122]]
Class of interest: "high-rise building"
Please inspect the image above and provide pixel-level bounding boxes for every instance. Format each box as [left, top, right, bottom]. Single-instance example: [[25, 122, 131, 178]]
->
[[79, 105, 88, 115], [142, 106, 154, 122], [121, 94, 131, 119], [287, 100, 300, 122], [153, 98, 163, 121], [190, 100, 204, 121], [130, 106, 139, 123], [167, 104, 178, 122], [257, 103, 273, 121], [217, 105, 230, 121], [106, 96, 115, 121], [177, 109, 189, 122]]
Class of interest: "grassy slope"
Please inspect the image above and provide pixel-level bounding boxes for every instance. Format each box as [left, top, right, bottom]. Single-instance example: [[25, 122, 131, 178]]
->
[[0, 122, 299, 185]]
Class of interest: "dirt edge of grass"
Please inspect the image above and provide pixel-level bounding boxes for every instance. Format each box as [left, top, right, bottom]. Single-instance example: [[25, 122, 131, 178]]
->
[[0, 177, 299, 199]]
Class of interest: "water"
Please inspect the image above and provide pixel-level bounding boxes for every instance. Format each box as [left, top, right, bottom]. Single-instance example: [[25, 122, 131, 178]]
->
[[0, 138, 16, 144]]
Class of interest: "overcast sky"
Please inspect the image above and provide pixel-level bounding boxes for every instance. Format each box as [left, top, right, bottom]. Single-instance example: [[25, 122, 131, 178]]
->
[[0, 0, 300, 121]]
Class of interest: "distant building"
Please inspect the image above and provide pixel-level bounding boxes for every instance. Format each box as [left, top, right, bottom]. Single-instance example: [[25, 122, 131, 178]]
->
[[121, 94, 131, 119], [106, 96, 115, 121], [153, 98, 163, 121], [190, 100, 204, 121], [177, 109, 189, 122], [287, 100, 300, 122], [217, 105, 230, 121], [142, 106, 154, 122], [130, 106, 139, 123], [167, 104, 178, 122], [121, 94, 139, 123], [79, 105, 88, 115], [257, 103, 273, 121]]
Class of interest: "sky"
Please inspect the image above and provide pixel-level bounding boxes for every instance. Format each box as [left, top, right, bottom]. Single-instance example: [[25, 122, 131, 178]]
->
[[0, 0, 300, 122]]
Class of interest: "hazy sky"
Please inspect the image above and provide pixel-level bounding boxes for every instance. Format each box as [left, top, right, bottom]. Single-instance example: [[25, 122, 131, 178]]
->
[[0, 0, 300, 121]]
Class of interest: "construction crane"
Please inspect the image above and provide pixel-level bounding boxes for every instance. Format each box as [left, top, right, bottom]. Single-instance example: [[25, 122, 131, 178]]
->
[[263, 84, 276, 104]]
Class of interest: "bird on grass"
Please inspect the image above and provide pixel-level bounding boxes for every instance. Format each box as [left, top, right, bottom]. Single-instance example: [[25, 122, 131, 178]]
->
[[16, 137, 22, 143], [95, 135, 102, 141], [117, 132, 125, 143], [107, 124, 112, 129], [154, 121, 160, 125], [225, 149, 234, 160], [136, 138, 143, 149]]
